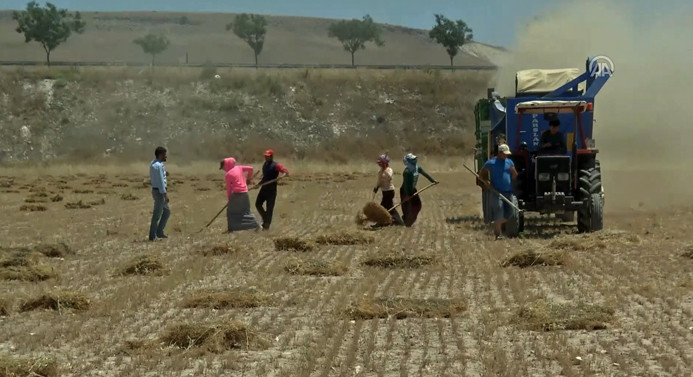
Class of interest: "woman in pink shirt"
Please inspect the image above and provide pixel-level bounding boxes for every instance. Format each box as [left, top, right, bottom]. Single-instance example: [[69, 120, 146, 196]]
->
[[219, 157, 260, 232]]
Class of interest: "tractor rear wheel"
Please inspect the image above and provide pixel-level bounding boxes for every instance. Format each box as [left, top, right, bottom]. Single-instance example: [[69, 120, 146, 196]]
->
[[577, 166, 603, 232]]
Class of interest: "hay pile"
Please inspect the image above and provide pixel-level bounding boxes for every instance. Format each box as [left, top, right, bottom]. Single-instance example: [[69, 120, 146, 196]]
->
[[1, 243, 72, 258], [20, 291, 90, 312], [64, 200, 91, 209], [315, 231, 374, 245], [181, 288, 273, 309], [273, 237, 314, 252], [514, 299, 614, 331], [549, 230, 640, 252], [0, 252, 55, 281], [361, 202, 392, 226], [285, 258, 348, 276], [161, 320, 268, 353], [117, 255, 166, 276], [362, 251, 435, 269], [87, 198, 106, 206], [501, 249, 566, 268], [345, 297, 466, 320], [0, 355, 58, 377], [19, 204, 47, 212], [24, 197, 47, 203]]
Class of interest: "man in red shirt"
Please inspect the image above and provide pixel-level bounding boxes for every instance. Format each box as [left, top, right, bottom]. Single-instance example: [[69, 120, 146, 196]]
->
[[255, 149, 289, 230]]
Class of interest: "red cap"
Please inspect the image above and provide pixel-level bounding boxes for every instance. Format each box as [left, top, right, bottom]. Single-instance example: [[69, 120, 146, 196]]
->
[[264, 149, 274, 157]]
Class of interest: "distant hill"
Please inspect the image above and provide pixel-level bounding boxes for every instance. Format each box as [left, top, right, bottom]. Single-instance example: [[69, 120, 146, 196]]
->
[[0, 11, 501, 67]]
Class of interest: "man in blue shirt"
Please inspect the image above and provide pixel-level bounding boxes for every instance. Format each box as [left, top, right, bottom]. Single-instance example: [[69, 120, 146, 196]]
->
[[149, 146, 170, 241], [479, 144, 518, 240]]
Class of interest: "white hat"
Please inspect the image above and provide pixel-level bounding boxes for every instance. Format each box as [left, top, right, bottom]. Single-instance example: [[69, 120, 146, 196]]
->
[[498, 144, 511, 155]]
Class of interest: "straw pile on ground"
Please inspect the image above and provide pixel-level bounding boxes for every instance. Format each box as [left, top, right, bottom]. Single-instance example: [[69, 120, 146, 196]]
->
[[20, 291, 90, 312], [362, 202, 392, 226], [161, 320, 268, 353]]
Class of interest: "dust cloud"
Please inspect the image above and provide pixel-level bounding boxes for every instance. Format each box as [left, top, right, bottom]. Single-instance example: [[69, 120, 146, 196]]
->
[[494, 0, 693, 210]]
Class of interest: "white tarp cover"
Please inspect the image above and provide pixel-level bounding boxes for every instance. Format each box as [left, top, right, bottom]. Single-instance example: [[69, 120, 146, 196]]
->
[[516, 68, 583, 94], [515, 100, 587, 114]]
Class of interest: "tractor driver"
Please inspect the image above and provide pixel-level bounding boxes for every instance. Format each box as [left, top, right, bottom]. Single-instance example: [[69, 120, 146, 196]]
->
[[539, 119, 567, 155]]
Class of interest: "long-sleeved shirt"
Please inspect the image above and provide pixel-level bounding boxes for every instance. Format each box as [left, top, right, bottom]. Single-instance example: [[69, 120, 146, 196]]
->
[[539, 130, 567, 154], [150, 159, 167, 193], [377, 167, 395, 191], [222, 157, 253, 198], [401, 166, 435, 196]]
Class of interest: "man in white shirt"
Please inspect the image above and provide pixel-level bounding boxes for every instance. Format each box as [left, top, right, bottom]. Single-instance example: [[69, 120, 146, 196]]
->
[[149, 146, 170, 241]]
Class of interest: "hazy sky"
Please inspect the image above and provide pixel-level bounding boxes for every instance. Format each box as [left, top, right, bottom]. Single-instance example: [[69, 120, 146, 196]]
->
[[0, 0, 688, 47]]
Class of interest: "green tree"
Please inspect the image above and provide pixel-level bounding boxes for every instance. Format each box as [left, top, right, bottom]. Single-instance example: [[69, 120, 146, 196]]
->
[[429, 14, 473, 69], [133, 33, 170, 66], [226, 14, 267, 67], [328, 15, 384, 66], [12, 1, 86, 66]]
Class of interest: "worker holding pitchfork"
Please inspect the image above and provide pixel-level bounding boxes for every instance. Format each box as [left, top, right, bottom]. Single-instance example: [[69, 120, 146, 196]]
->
[[255, 149, 289, 231], [373, 153, 404, 226], [400, 153, 438, 227], [477, 144, 518, 240]]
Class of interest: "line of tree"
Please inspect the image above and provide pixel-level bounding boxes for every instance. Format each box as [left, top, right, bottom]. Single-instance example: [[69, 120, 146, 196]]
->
[[12, 2, 475, 68]]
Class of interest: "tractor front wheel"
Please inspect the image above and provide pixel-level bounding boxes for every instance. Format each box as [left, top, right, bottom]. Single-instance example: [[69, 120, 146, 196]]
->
[[577, 166, 603, 232]]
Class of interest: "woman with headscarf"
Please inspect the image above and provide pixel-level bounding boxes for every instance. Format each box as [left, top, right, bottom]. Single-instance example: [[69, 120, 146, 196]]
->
[[373, 153, 404, 226], [400, 153, 438, 227], [220, 157, 260, 232]]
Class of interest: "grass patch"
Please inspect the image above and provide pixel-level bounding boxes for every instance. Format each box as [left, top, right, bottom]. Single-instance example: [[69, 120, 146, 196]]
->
[[362, 250, 435, 269], [0, 253, 55, 281], [20, 291, 90, 312], [315, 231, 374, 245], [513, 299, 615, 331], [19, 204, 47, 212], [120, 193, 138, 201], [285, 258, 348, 276], [117, 255, 166, 276], [681, 245, 693, 259], [0, 355, 59, 377], [119, 339, 158, 356], [64, 200, 91, 209], [345, 297, 466, 319], [501, 249, 566, 268], [181, 288, 273, 309], [0, 297, 11, 316], [274, 237, 314, 252], [73, 189, 94, 194], [161, 320, 268, 353], [50, 194, 63, 202], [198, 243, 238, 256]]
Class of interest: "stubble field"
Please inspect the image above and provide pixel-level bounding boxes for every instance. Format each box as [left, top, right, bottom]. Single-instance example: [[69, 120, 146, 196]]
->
[[0, 162, 691, 376]]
